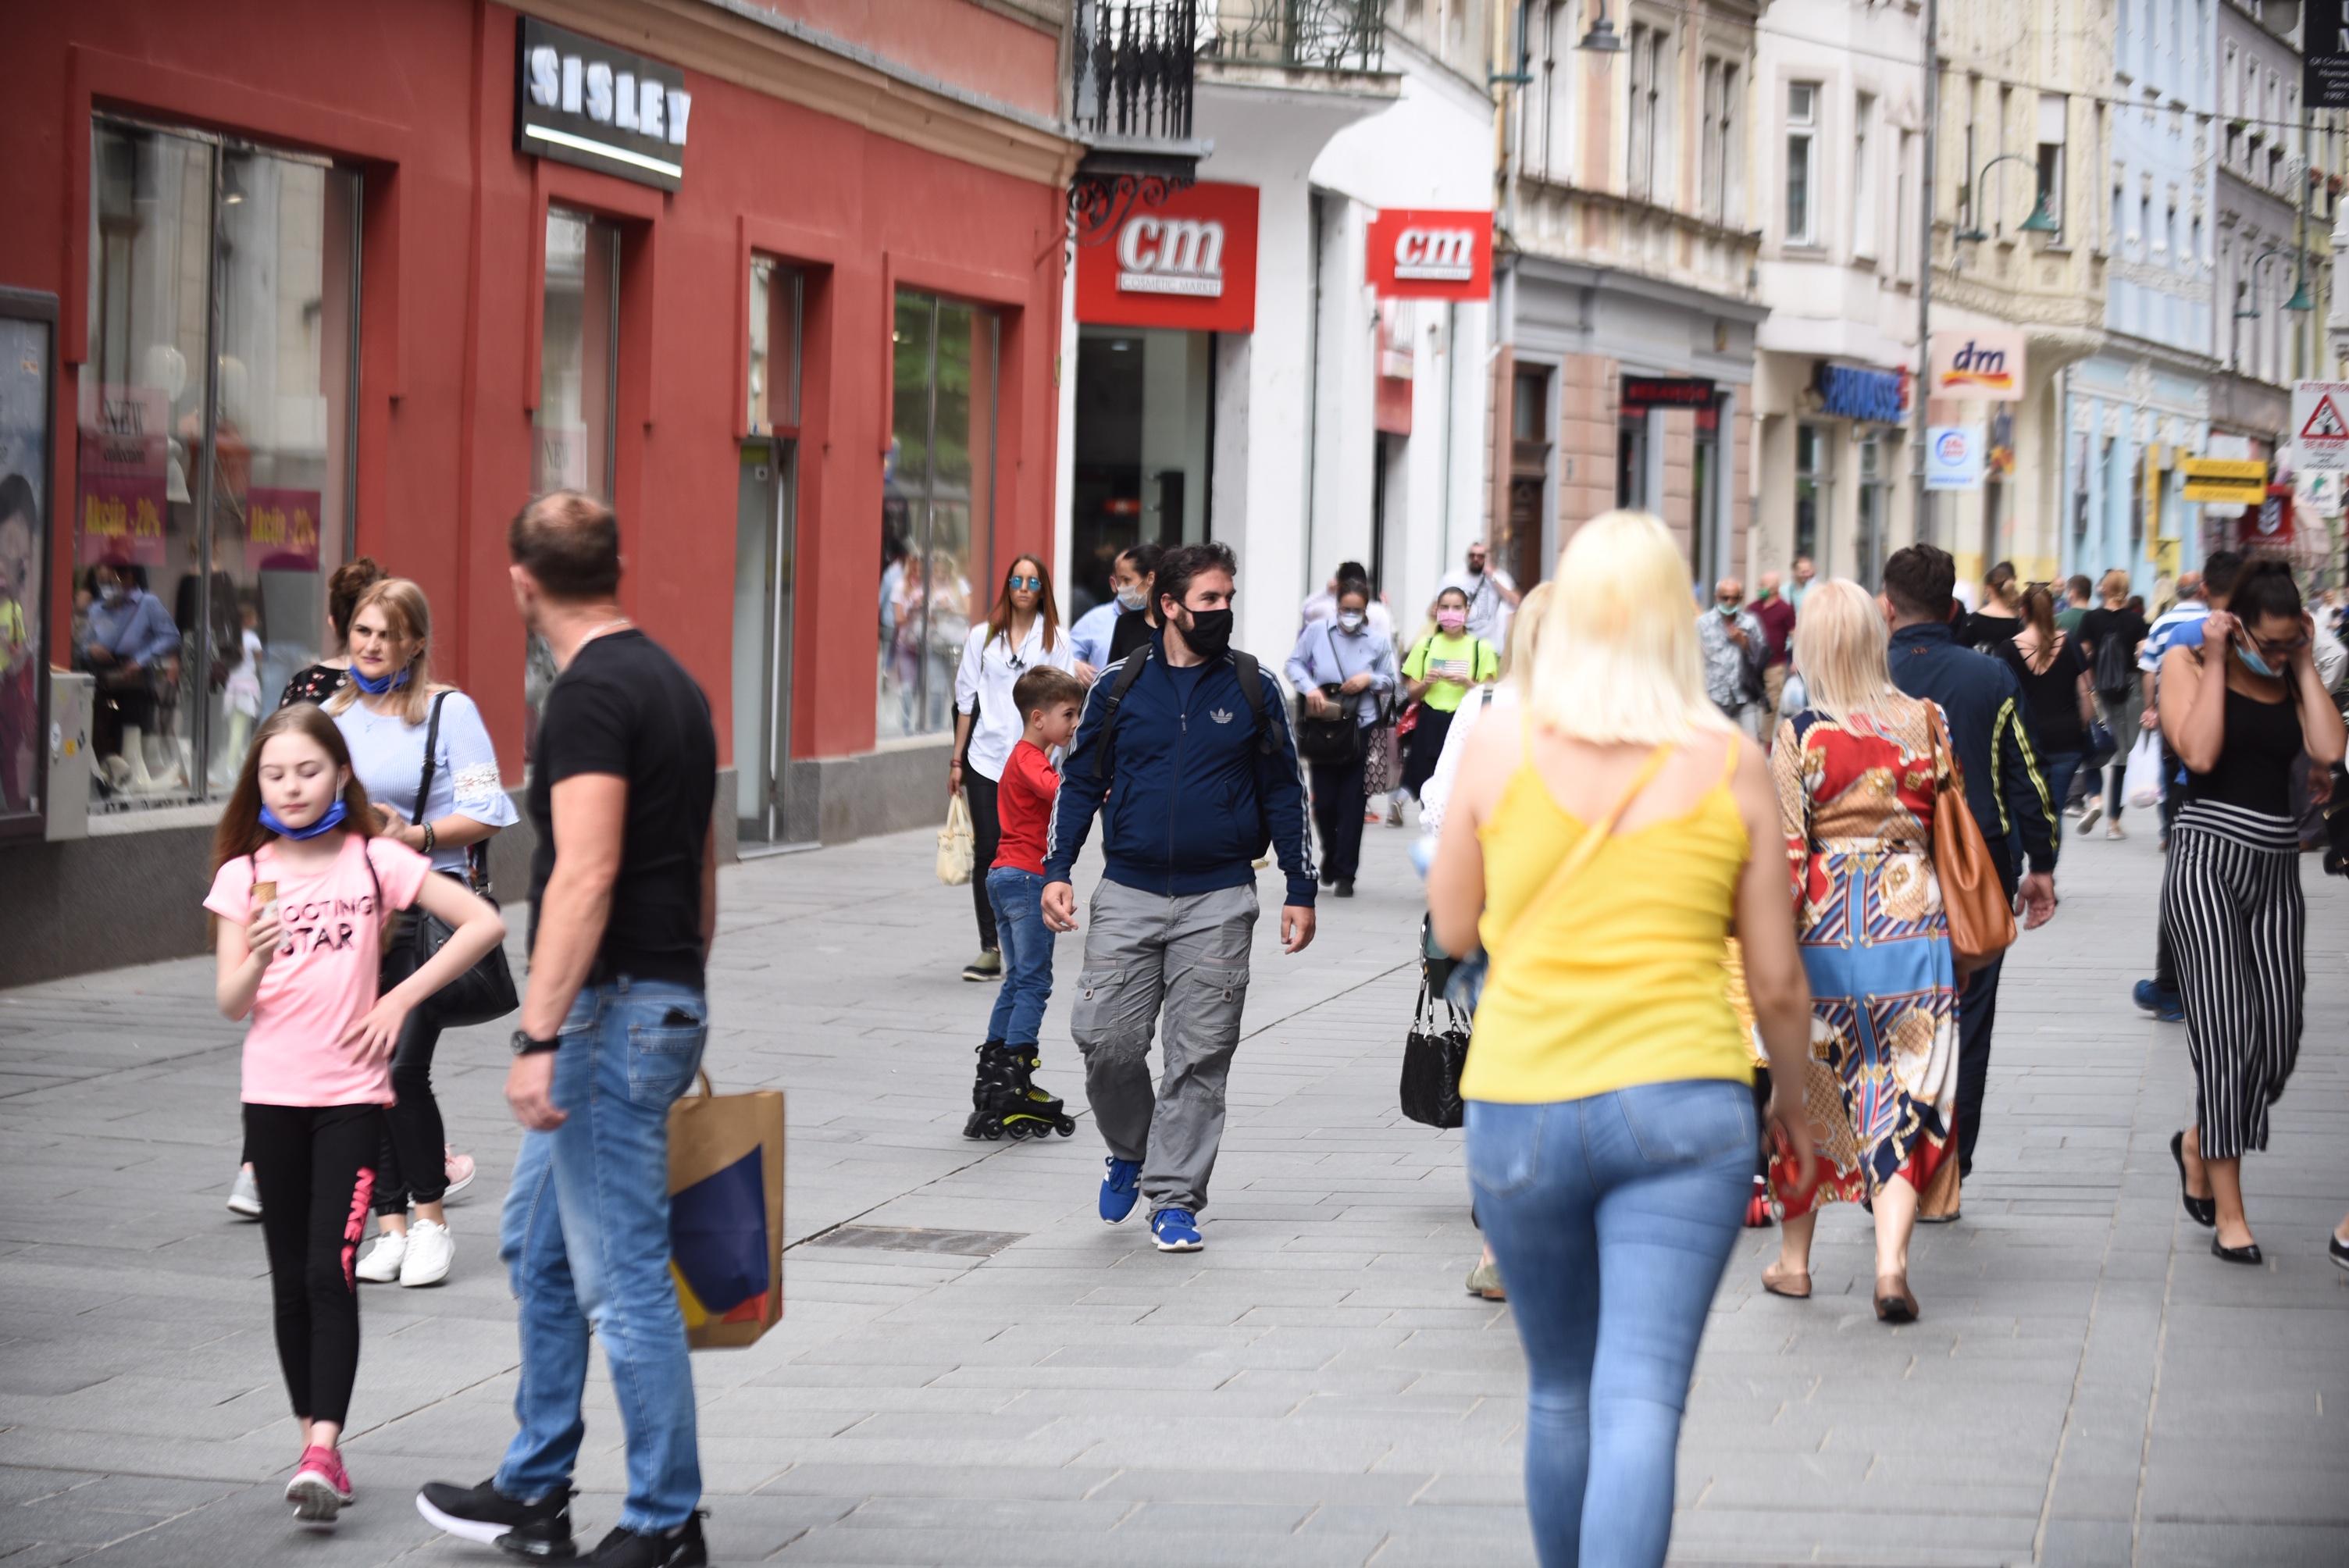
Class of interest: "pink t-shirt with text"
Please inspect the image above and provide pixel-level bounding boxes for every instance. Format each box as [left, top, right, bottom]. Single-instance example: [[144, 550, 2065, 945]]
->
[[205, 833, 431, 1107]]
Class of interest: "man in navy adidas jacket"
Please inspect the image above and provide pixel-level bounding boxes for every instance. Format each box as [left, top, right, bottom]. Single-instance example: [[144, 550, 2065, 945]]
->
[[1043, 541, 1317, 1253]]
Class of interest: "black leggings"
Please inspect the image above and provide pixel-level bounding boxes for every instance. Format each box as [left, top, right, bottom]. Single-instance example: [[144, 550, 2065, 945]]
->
[[966, 771, 1002, 952], [245, 1103, 384, 1426], [1399, 706, 1456, 800], [375, 1008, 447, 1214]]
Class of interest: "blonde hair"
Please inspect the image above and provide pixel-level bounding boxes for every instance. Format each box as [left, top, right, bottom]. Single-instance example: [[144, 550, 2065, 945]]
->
[[326, 577, 441, 725], [1529, 511, 1732, 744], [1791, 579, 1901, 725], [1496, 580, 1554, 685], [2098, 568, 2130, 604]]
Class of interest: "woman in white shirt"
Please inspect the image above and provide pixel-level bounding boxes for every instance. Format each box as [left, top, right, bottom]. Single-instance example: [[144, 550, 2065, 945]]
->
[[950, 554, 1076, 981], [330, 579, 517, 1288]]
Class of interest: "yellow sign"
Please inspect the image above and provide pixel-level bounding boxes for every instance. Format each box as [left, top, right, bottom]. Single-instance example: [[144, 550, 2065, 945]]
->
[[2153, 538, 2182, 576], [2181, 478, 2269, 504], [2177, 457, 2267, 483]]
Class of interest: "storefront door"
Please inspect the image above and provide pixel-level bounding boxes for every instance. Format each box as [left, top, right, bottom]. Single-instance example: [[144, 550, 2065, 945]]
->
[[732, 440, 797, 845]]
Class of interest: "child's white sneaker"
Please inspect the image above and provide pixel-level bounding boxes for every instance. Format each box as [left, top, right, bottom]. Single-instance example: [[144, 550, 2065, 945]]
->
[[401, 1219, 454, 1287], [354, 1231, 406, 1284]]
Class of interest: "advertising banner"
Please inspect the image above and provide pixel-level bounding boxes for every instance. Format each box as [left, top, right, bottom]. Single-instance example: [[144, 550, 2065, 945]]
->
[[75, 384, 167, 568], [1925, 425, 1983, 490], [245, 486, 323, 572], [1075, 181, 1260, 334], [1927, 330, 2026, 401], [1364, 209, 1492, 301]]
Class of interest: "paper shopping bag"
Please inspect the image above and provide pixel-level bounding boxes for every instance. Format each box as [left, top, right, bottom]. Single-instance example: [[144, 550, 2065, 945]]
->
[[667, 1073, 785, 1350]]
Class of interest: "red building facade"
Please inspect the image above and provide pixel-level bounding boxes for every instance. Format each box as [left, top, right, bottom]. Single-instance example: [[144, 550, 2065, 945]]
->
[[0, 0, 1075, 979]]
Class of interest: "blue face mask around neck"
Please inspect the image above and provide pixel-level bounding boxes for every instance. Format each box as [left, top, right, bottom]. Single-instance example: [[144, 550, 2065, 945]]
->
[[2237, 644, 2278, 679], [259, 799, 348, 841], [350, 665, 410, 696]]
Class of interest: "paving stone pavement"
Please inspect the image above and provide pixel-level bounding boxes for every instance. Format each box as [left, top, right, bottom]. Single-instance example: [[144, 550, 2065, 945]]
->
[[0, 807, 2344, 1566]]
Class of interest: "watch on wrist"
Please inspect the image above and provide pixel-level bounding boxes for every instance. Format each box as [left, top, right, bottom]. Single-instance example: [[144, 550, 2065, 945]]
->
[[510, 1028, 561, 1057]]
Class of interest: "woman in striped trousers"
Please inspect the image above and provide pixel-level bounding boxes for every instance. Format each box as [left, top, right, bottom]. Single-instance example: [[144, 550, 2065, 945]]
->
[[2157, 560, 2346, 1266]]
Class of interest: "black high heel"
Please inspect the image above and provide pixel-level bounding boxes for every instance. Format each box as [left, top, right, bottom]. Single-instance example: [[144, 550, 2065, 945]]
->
[[2211, 1237, 2264, 1266], [2170, 1131, 2216, 1228]]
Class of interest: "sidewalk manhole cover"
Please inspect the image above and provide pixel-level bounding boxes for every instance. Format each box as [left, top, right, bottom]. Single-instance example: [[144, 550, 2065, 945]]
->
[[807, 1225, 1025, 1257]]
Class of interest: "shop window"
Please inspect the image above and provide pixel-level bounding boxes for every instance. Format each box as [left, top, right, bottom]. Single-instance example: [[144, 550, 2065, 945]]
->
[[77, 119, 358, 812], [1794, 422, 1830, 565], [880, 288, 999, 740], [525, 209, 621, 764], [1616, 415, 1648, 511], [0, 298, 54, 828], [1856, 434, 1886, 591], [747, 256, 804, 435]]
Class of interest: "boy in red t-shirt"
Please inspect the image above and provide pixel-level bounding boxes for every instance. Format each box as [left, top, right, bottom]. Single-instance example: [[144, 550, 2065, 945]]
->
[[968, 665, 1087, 1140]]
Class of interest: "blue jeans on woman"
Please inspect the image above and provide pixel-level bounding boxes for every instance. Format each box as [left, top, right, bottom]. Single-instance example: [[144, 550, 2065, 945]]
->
[[985, 867, 1053, 1045], [1467, 1080, 1756, 1568], [497, 978, 708, 1533]]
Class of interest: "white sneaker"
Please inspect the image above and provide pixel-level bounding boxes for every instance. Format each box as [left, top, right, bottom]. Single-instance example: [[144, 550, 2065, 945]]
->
[[2077, 800, 2103, 833], [226, 1165, 262, 1220], [400, 1219, 454, 1287], [355, 1231, 407, 1284]]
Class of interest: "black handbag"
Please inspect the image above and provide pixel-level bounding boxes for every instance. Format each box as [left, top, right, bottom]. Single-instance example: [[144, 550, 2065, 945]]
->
[[1294, 685, 1363, 764], [382, 691, 519, 1028], [1399, 978, 1471, 1129]]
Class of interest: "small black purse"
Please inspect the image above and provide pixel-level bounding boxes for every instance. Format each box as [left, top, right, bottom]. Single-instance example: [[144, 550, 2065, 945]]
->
[[1399, 978, 1471, 1130], [382, 692, 519, 1028], [1294, 685, 1363, 765]]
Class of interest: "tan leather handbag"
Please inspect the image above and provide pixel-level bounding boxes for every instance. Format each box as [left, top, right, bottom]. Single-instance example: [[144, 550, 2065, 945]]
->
[[1927, 706, 2017, 975]]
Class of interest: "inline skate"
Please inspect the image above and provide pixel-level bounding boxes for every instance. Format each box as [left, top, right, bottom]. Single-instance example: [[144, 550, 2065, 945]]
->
[[963, 1041, 1077, 1140]]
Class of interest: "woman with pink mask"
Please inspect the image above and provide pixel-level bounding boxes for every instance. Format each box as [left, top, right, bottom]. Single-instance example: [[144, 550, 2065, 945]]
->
[[1399, 586, 1499, 809]]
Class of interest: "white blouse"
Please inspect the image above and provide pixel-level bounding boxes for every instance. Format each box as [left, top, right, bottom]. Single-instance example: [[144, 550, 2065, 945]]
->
[[954, 615, 1077, 782]]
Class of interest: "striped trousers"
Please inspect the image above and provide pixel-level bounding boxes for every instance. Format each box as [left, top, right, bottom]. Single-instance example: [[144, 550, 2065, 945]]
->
[[2158, 801, 2306, 1160]]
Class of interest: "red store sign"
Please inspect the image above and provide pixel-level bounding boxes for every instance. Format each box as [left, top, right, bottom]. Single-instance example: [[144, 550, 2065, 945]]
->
[[1365, 208, 1492, 301], [1075, 181, 1260, 333]]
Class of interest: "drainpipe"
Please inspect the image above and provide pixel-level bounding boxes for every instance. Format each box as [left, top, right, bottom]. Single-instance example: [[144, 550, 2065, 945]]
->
[[1912, 0, 1938, 546]]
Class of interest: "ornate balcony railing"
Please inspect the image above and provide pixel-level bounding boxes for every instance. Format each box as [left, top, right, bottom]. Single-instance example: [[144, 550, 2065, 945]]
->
[[1199, 0, 1385, 73], [1071, 1, 1196, 144]]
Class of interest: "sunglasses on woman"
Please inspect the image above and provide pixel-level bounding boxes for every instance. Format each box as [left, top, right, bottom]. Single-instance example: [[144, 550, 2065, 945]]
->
[[1006, 574, 1043, 590]]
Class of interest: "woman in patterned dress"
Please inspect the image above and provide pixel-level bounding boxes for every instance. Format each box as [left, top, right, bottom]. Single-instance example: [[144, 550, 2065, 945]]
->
[[1762, 580, 1962, 1323]]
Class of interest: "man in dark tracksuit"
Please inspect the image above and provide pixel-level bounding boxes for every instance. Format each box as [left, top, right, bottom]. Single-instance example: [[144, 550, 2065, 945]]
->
[[1882, 545, 2060, 1192], [1043, 542, 1318, 1253]]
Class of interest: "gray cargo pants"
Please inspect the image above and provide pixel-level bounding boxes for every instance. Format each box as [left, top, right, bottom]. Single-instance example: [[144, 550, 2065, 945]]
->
[[1071, 880, 1258, 1216]]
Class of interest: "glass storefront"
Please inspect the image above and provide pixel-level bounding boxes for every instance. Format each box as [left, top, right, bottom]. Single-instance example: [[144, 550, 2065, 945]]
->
[[1857, 433, 1887, 590], [879, 287, 998, 740], [77, 119, 358, 811], [0, 301, 52, 828], [524, 209, 622, 763], [1794, 422, 1830, 565], [1069, 326, 1211, 619]]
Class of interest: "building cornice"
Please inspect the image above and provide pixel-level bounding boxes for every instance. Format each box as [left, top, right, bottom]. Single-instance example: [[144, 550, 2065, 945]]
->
[[515, 0, 1081, 186]]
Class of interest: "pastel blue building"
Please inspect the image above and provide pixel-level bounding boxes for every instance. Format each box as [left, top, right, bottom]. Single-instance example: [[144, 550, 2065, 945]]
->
[[2063, 0, 2217, 590]]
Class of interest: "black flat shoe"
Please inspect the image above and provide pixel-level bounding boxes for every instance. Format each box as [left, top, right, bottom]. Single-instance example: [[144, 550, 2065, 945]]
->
[[2170, 1131, 2217, 1228], [2211, 1237, 2264, 1266], [2330, 1233, 2349, 1271]]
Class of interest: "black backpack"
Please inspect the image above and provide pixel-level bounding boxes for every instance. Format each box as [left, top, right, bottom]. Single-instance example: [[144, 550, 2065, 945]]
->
[[2092, 618, 2136, 700], [1088, 643, 1276, 782]]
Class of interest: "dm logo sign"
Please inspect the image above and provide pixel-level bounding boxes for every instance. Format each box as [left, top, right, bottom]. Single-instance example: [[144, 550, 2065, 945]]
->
[[1929, 329, 2026, 402]]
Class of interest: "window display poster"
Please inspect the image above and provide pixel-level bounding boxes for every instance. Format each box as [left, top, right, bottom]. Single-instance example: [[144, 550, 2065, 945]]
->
[[75, 382, 167, 567], [246, 486, 323, 571], [0, 312, 50, 821]]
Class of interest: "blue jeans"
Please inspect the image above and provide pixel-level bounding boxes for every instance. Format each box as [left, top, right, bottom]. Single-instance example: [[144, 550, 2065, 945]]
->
[[497, 978, 708, 1532], [985, 867, 1054, 1046], [1467, 1081, 1756, 1568]]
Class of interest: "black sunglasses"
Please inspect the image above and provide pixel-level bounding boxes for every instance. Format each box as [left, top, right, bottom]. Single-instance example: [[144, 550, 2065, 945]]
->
[[1007, 574, 1043, 590]]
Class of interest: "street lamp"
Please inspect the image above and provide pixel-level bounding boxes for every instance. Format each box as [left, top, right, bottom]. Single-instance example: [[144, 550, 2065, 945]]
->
[[1955, 153, 2060, 244], [1579, 1, 1624, 51], [2237, 247, 2315, 319]]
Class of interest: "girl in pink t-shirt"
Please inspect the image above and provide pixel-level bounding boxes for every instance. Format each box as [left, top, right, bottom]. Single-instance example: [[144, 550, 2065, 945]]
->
[[205, 705, 504, 1525]]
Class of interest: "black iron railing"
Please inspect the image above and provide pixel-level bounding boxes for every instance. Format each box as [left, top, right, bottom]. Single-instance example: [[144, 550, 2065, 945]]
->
[[1199, 0, 1385, 72], [1071, 2, 1198, 144]]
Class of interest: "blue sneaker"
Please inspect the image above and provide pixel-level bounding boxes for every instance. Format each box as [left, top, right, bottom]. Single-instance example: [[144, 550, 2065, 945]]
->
[[2131, 978, 2184, 1021], [1098, 1158, 1141, 1224], [1150, 1207, 1203, 1252]]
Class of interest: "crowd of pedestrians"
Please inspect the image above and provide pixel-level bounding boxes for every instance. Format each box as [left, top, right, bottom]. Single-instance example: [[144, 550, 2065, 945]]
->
[[193, 469, 2347, 1568]]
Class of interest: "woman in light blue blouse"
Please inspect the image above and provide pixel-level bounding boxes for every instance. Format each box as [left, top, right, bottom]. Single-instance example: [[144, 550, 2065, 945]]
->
[[328, 578, 517, 1288]]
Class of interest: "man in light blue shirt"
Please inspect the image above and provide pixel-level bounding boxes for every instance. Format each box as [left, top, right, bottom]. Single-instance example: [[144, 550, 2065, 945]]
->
[[1068, 544, 1157, 675], [1284, 579, 1395, 896], [82, 561, 181, 788]]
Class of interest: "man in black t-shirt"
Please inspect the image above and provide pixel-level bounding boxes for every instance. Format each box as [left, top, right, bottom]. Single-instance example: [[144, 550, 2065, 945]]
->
[[419, 492, 718, 1568]]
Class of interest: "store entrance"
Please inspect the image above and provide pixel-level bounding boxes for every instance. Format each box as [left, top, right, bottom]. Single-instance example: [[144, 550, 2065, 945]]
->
[[732, 439, 799, 846], [1070, 326, 1212, 619]]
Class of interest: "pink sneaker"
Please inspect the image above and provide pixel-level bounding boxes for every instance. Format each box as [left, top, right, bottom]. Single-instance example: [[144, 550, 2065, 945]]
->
[[443, 1146, 476, 1200], [286, 1445, 354, 1522]]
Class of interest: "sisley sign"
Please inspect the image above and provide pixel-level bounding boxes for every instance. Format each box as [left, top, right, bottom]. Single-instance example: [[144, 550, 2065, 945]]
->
[[1365, 209, 1493, 301], [1075, 182, 1260, 333], [516, 19, 692, 191]]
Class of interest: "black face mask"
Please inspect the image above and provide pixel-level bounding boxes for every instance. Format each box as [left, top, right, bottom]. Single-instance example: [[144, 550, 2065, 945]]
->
[[1180, 606, 1235, 661]]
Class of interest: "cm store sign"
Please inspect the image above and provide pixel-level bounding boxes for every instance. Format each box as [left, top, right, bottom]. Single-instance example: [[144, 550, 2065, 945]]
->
[[1365, 209, 1493, 301], [517, 19, 693, 191], [1075, 182, 1260, 333]]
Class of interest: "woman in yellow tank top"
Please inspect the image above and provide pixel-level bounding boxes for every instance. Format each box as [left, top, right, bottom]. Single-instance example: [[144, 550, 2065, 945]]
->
[[1428, 511, 1816, 1568]]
